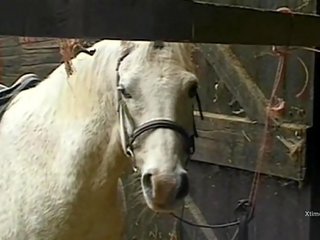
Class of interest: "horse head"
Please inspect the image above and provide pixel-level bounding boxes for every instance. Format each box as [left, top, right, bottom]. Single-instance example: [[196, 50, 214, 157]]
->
[[116, 41, 199, 212]]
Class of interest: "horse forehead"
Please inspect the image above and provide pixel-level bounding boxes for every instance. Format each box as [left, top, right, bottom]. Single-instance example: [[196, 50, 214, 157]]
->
[[122, 51, 193, 87], [124, 64, 186, 86], [141, 80, 183, 102], [124, 47, 185, 69]]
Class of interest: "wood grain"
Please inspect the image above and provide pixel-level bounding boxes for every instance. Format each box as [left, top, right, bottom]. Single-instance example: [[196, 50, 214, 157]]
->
[[0, 0, 320, 46], [193, 111, 307, 181]]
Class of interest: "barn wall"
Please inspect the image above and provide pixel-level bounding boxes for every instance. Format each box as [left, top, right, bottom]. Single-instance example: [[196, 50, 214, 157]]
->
[[0, 0, 318, 238], [0, 37, 61, 85], [179, 0, 317, 239]]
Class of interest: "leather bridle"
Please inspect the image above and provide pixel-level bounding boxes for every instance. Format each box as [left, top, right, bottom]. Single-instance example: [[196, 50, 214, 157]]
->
[[115, 49, 203, 171], [113, 44, 254, 240]]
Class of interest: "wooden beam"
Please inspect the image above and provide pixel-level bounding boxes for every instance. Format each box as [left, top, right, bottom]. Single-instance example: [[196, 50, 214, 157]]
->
[[200, 44, 268, 123], [0, 0, 320, 46], [192, 111, 308, 181], [186, 160, 311, 240]]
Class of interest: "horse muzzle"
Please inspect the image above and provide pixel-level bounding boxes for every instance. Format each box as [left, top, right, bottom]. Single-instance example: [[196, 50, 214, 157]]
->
[[141, 171, 189, 212]]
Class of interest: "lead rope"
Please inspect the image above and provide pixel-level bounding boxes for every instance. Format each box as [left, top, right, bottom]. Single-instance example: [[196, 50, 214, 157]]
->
[[245, 8, 294, 240], [171, 45, 289, 238], [171, 89, 244, 237], [171, 91, 242, 236], [172, 8, 294, 239], [244, 42, 290, 235]]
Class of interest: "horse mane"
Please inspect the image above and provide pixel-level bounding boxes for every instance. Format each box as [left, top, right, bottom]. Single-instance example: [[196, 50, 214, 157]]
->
[[50, 40, 196, 86], [37, 40, 197, 117]]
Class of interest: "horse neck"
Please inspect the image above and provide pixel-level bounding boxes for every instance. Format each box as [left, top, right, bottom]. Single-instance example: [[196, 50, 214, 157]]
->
[[42, 44, 128, 179], [55, 50, 118, 122]]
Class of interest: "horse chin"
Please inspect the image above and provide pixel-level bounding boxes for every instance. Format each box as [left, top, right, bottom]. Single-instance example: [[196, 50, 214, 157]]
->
[[143, 194, 183, 213], [139, 169, 189, 213]]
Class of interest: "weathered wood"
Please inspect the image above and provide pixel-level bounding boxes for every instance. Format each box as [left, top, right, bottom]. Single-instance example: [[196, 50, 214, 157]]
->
[[193, 111, 307, 181], [21, 53, 61, 67], [177, 196, 218, 240], [0, 37, 20, 47], [0, 46, 21, 57], [19, 38, 60, 50], [232, 45, 314, 125], [0, 0, 320, 46], [200, 44, 268, 123], [0, 37, 61, 84], [183, 161, 311, 240], [19, 38, 61, 70]]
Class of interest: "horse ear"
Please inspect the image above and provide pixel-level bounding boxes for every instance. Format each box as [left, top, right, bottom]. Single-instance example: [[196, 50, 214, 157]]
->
[[153, 41, 164, 49]]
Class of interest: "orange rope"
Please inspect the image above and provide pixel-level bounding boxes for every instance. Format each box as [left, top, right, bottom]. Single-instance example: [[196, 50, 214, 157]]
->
[[248, 46, 289, 216], [248, 7, 294, 214]]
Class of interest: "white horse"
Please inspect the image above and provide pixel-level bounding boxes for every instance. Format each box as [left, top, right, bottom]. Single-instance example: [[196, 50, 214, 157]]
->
[[0, 40, 199, 240]]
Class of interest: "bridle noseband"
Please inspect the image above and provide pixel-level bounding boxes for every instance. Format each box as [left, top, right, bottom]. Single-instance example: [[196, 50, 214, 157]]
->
[[115, 49, 203, 171], [129, 119, 196, 154]]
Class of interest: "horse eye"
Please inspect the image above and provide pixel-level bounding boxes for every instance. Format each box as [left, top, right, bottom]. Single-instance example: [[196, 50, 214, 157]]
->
[[188, 84, 198, 98], [117, 85, 132, 99], [121, 89, 132, 99]]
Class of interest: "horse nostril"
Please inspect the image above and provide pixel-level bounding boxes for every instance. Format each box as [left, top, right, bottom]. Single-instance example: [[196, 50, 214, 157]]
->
[[176, 173, 189, 200], [142, 173, 153, 189]]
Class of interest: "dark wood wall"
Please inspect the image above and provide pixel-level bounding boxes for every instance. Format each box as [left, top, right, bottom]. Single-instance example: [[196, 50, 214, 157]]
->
[[0, 37, 61, 85], [1, 0, 320, 46], [0, 1, 319, 239], [180, 1, 319, 240]]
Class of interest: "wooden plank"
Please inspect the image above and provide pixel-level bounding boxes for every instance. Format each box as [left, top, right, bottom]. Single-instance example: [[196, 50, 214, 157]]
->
[[0, 0, 320, 45], [176, 196, 218, 240], [200, 44, 268, 123], [20, 40, 60, 67], [20, 53, 61, 67], [192, 111, 308, 181], [227, 44, 314, 126], [19, 38, 60, 50], [0, 37, 20, 47], [0, 44, 22, 85], [184, 161, 311, 240], [0, 46, 21, 57]]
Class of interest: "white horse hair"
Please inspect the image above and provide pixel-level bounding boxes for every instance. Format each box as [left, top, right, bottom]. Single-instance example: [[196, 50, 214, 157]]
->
[[0, 40, 198, 240]]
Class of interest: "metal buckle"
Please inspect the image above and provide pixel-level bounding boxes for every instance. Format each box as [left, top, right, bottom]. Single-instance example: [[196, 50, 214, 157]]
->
[[126, 147, 138, 172]]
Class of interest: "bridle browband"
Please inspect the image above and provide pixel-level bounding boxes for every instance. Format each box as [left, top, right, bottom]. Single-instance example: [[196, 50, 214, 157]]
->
[[115, 47, 203, 171]]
